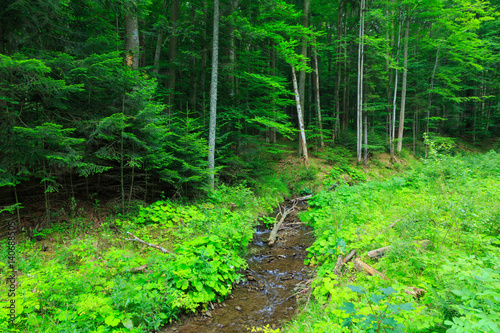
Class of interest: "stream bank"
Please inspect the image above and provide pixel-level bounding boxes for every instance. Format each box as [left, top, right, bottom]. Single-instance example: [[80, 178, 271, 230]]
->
[[162, 201, 314, 333]]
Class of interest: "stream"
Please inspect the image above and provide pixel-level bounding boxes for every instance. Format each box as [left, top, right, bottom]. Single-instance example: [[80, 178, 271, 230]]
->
[[162, 202, 314, 333]]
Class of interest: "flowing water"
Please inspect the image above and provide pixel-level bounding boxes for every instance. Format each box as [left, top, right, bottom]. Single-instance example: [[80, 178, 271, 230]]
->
[[163, 203, 314, 333]]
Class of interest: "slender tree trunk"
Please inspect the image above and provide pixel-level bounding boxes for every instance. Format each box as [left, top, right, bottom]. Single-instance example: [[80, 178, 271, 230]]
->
[[153, 0, 168, 75], [363, 108, 368, 164], [426, 48, 439, 158], [200, 0, 208, 119], [208, 0, 220, 188], [313, 43, 324, 147], [125, 14, 140, 70], [270, 41, 277, 143], [356, 0, 365, 164], [391, 11, 402, 159], [334, 1, 343, 142], [298, 0, 311, 156], [229, 0, 238, 98], [167, 0, 180, 115], [397, 13, 410, 153], [292, 66, 309, 164]]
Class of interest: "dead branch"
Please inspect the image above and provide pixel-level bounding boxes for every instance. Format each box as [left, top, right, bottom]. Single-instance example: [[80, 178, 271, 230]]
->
[[367, 240, 431, 260], [290, 194, 313, 204], [405, 287, 426, 299], [125, 231, 174, 255], [367, 246, 392, 259], [353, 258, 386, 279], [334, 255, 344, 276], [343, 250, 357, 263], [268, 203, 296, 246]]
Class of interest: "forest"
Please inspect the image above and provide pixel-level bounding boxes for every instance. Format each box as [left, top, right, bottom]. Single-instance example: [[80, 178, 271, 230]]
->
[[0, 0, 499, 332]]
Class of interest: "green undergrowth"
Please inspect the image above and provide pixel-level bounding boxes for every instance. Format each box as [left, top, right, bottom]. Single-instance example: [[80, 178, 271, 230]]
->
[[0, 181, 288, 333], [286, 151, 500, 333]]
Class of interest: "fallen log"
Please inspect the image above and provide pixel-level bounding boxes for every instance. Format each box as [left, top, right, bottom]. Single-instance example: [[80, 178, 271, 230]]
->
[[343, 250, 357, 263], [333, 255, 344, 275], [268, 206, 295, 246], [353, 258, 386, 279], [367, 246, 392, 259], [367, 240, 431, 260], [125, 231, 174, 255], [290, 194, 313, 204]]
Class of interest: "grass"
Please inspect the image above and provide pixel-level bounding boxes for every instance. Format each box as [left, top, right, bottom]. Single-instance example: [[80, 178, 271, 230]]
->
[[285, 151, 500, 332]]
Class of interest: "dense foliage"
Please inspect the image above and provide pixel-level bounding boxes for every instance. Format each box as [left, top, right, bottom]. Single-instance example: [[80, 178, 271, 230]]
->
[[286, 151, 500, 332], [1, 0, 500, 219], [0, 183, 287, 332]]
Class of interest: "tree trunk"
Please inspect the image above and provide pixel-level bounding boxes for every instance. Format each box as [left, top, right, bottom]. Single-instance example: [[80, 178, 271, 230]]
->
[[313, 43, 324, 147], [391, 11, 402, 159], [298, 0, 311, 156], [125, 14, 140, 70], [397, 13, 410, 153], [356, 0, 365, 164], [426, 48, 439, 158], [334, 0, 344, 142], [208, 0, 220, 188], [167, 0, 180, 115], [153, 0, 168, 75], [292, 66, 309, 164]]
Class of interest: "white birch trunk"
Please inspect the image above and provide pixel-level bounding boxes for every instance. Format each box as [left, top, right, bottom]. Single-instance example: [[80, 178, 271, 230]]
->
[[208, 0, 219, 188], [292, 66, 309, 164], [397, 14, 410, 153], [391, 12, 402, 159]]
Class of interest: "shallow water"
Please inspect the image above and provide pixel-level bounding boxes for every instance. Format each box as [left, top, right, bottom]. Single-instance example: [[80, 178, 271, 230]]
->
[[163, 204, 314, 333]]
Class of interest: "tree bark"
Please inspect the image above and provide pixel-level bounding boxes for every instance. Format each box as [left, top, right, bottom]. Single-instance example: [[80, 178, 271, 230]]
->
[[313, 43, 324, 147], [334, 0, 344, 142], [153, 0, 168, 75], [298, 0, 311, 157], [356, 0, 365, 164], [167, 0, 180, 115], [397, 13, 410, 152], [125, 14, 140, 70], [390, 11, 402, 160], [426, 48, 439, 158], [292, 65, 309, 164], [208, 0, 220, 188], [353, 258, 386, 279]]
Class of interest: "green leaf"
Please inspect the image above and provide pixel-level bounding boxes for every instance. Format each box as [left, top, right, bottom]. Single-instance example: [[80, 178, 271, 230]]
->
[[340, 302, 357, 314], [380, 287, 397, 296], [105, 315, 120, 327], [348, 285, 366, 294], [122, 318, 134, 329]]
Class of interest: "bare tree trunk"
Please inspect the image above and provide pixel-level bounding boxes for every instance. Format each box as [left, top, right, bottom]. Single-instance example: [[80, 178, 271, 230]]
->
[[426, 48, 439, 158], [334, 0, 344, 142], [397, 13, 410, 153], [298, 0, 311, 156], [153, 0, 168, 75], [270, 42, 277, 143], [200, 0, 208, 119], [167, 0, 180, 115], [356, 0, 365, 164], [313, 43, 324, 147], [363, 108, 368, 164], [292, 66, 309, 164], [208, 0, 220, 188], [390, 11, 402, 160], [125, 14, 140, 70]]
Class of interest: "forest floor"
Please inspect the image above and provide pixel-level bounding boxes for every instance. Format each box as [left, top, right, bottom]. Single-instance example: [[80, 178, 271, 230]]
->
[[5, 144, 493, 333]]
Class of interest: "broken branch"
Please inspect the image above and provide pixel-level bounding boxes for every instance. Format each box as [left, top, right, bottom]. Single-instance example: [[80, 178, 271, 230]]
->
[[125, 231, 174, 255]]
